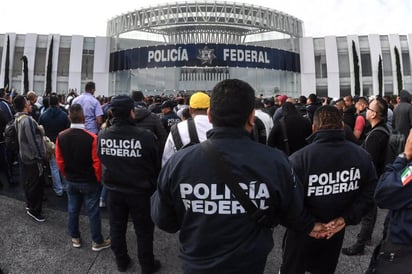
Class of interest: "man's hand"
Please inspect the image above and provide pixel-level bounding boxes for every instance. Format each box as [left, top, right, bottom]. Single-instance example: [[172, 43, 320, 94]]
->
[[323, 217, 346, 239], [309, 222, 329, 239]]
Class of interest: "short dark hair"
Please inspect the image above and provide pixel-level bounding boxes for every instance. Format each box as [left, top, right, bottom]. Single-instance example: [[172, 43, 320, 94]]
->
[[373, 97, 388, 121], [0, 88, 5, 98], [399, 90, 411, 103], [49, 95, 59, 106], [308, 93, 317, 103], [131, 90, 144, 101], [85, 82, 95, 93], [69, 104, 84, 123], [43, 96, 50, 109], [210, 79, 255, 127], [13, 95, 27, 112], [313, 105, 343, 130]]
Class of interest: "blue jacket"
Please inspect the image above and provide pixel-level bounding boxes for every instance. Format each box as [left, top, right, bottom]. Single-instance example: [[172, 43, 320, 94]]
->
[[375, 156, 412, 245], [289, 129, 377, 225], [151, 127, 315, 274]]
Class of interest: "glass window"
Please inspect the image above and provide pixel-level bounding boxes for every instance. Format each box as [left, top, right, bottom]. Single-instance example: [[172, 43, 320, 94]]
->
[[402, 52, 411, 76], [362, 84, 373, 97], [358, 36, 369, 50], [316, 87, 328, 97], [382, 51, 392, 75], [340, 85, 351, 97], [81, 49, 94, 80], [57, 48, 70, 77], [338, 53, 350, 77], [384, 83, 393, 95], [34, 47, 46, 76], [12, 47, 24, 77], [380, 35, 390, 50], [315, 54, 327, 78], [361, 53, 372, 76], [336, 37, 348, 50], [56, 81, 68, 94]]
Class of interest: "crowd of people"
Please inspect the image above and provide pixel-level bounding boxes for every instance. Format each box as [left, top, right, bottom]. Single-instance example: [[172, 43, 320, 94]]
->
[[1, 80, 412, 273]]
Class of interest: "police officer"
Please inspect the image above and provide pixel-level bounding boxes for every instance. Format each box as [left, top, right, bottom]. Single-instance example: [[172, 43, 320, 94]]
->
[[160, 100, 181, 133], [281, 105, 378, 274], [98, 95, 161, 273], [151, 79, 323, 274], [367, 129, 412, 273]]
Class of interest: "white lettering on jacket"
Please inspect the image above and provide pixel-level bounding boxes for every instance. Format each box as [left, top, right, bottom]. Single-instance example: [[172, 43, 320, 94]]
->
[[100, 138, 142, 158], [179, 181, 270, 214], [306, 168, 361, 197]]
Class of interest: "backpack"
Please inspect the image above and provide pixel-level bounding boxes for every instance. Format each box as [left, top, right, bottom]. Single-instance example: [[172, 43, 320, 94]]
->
[[365, 126, 406, 165], [251, 116, 267, 145], [4, 115, 26, 154], [171, 118, 200, 150]]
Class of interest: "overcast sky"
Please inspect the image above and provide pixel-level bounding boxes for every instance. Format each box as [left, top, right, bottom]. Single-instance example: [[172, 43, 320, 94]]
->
[[0, 0, 411, 37]]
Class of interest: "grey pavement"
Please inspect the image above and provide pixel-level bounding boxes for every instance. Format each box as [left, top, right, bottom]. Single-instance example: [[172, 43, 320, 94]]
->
[[0, 184, 386, 274]]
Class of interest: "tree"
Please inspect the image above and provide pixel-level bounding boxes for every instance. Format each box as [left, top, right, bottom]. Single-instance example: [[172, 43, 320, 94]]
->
[[378, 55, 383, 96], [394, 46, 403, 92], [352, 41, 360, 96], [45, 37, 53, 95], [4, 35, 10, 90], [21, 56, 29, 94]]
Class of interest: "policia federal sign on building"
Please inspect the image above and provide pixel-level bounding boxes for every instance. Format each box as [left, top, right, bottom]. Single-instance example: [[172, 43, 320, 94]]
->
[[110, 44, 300, 72]]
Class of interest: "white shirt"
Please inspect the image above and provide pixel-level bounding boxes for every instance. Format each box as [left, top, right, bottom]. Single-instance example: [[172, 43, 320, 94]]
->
[[255, 109, 274, 143], [162, 115, 212, 166]]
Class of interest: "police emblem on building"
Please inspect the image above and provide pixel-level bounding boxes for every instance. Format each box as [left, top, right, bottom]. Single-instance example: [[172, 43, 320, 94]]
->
[[197, 46, 216, 65]]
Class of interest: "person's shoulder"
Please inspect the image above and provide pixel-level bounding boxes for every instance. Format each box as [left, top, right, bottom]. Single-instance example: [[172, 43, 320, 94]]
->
[[176, 119, 189, 129]]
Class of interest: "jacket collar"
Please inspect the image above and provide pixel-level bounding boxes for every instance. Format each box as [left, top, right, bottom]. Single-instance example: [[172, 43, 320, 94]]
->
[[111, 117, 135, 126], [206, 127, 250, 140], [306, 129, 345, 144]]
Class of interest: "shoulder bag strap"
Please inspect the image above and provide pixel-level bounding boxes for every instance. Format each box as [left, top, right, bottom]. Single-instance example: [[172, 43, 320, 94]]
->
[[171, 123, 184, 150], [187, 118, 200, 144], [201, 140, 272, 227], [279, 116, 290, 155]]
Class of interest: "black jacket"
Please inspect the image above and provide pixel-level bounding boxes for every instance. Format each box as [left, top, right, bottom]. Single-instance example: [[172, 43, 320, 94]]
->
[[289, 129, 377, 225], [363, 122, 390, 176], [268, 113, 312, 155], [151, 127, 314, 273], [134, 107, 167, 150], [98, 118, 160, 194]]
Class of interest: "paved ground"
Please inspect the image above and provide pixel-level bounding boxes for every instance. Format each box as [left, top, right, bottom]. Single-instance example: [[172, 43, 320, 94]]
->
[[0, 176, 386, 274]]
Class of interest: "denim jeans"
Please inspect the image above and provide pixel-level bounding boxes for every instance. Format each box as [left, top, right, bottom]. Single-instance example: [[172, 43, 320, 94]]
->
[[49, 155, 64, 195], [66, 181, 103, 244], [100, 185, 107, 202]]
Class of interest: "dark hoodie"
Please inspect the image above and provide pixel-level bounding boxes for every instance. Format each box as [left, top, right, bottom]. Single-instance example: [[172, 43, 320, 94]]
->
[[38, 106, 70, 142], [134, 106, 167, 150]]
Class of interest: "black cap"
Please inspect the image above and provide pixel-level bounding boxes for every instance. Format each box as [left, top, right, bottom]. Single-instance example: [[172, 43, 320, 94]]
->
[[161, 100, 175, 109], [110, 95, 134, 115]]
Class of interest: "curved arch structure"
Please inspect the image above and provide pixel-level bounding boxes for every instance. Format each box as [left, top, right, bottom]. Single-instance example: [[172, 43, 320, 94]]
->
[[107, 1, 303, 43]]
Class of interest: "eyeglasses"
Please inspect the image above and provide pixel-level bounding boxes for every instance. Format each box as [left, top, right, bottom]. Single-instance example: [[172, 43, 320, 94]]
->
[[366, 106, 377, 113]]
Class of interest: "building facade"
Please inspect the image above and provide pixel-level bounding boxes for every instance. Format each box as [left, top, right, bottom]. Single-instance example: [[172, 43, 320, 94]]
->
[[0, 1, 411, 98]]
